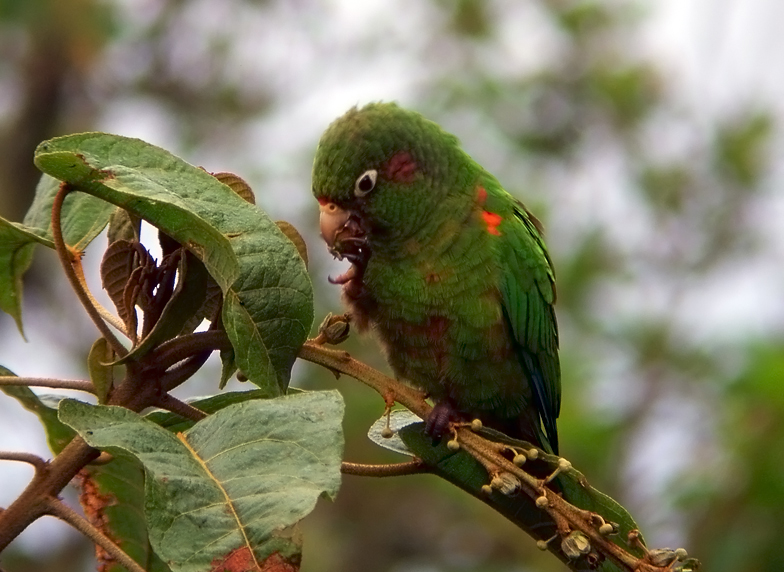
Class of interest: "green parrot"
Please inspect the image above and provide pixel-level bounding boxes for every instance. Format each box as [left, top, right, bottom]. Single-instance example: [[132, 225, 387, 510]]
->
[[312, 102, 561, 454]]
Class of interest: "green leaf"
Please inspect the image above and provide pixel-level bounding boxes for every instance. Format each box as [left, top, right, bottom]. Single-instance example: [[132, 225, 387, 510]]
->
[[24, 173, 115, 249], [78, 390, 285, 572], [367, 410, 420, 457], [0, 219, 40, 336], [2, 382, 169, 572], [59, 391, 344, 572], [107, 207, 140, 243], [218, 346, 237, 390], [0, 366, 76, 455], [275, 220, 308, 269], [0, 174, 116, 335], [34, 133, 313, 392], [87, 338, 114, 403]]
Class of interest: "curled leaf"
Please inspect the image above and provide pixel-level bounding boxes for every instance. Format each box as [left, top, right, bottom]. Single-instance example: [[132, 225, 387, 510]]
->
[[275, 220, 308, 269]]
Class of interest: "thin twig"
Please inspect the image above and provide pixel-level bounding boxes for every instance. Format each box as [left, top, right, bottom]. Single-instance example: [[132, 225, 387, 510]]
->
[[155, 394, 207, 422], [341, 460, 430, 477], [0, 451, 47, 472], [44, 497, 146, 572], [0, 376, 94, 393], [51, 183, 128, 357], [69, 257, 128, 335]]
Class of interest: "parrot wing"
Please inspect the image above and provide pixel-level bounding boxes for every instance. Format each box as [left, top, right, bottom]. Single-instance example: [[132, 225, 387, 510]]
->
[[495, 196, 561, 454]]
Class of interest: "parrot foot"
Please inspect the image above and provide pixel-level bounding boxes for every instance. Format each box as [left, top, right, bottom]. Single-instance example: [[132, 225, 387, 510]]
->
[[425, 401, 462, 441]]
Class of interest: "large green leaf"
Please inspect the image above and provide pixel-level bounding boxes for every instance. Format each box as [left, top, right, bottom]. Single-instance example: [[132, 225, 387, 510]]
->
[[24, 173, 116, 248], [75, 390, 289, 572], [34, 133, 313, 392], [59, 391, 344, 572]]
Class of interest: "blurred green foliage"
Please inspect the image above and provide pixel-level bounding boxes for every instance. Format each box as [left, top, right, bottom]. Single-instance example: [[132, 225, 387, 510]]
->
[[0, 1, 781, 571]]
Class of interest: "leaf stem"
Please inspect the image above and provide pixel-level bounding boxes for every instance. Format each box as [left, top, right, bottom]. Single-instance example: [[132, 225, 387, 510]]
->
[[51, 182, 128, 357], [44, 498, 146, 572], [151, 330, 232, 372], [158, 349, 213, 392], [0, 376, 94, 393]]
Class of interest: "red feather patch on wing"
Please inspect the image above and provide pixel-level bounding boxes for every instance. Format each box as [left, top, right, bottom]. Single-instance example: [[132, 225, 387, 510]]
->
[[482, 211, 502, 236]]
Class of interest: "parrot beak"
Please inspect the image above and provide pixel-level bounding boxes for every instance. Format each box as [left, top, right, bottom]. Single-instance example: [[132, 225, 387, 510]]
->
[[319, 202, 351, 249], [318, 200, 368, 264]]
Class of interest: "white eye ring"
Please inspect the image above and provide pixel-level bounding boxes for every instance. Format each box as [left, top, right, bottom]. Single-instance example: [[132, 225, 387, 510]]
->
[[354, 169, 378, 197]]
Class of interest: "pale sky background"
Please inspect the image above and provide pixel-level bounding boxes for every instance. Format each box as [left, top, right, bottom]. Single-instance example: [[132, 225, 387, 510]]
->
[[1, 0, 783, 560]]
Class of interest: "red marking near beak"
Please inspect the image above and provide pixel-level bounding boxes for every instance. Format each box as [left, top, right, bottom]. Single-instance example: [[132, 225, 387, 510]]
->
[[482, 211, 502, 236], [317, 197, 329, 205]]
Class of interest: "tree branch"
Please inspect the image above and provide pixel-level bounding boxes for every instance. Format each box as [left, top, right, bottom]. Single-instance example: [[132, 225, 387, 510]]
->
[[454, 428, 656, 571], [0, 437, 99, 551], [0, 376, 94, 393], [298, 341, 429, 417], [44, 497, 146, 572], [0, 451, 47, 473], [341, 460, 430, 477]]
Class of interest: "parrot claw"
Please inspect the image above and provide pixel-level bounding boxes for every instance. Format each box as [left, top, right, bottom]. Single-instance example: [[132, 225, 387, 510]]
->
[[425, 401, 461, 441]]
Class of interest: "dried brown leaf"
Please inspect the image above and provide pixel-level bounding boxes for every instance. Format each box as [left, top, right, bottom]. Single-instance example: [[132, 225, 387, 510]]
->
[[212, 172, 256, 204], [275, 221, 308, 269]]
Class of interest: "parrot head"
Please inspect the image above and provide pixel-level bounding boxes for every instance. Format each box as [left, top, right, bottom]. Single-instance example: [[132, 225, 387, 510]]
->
[[312, 102, 472, 266]]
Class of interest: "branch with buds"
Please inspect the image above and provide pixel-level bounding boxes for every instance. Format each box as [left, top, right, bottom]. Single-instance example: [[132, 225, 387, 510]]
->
[[298, 315, 699, 572]]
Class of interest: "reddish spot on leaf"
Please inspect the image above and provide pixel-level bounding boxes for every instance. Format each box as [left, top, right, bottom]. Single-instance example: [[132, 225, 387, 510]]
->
[[476, 186, 487, 204], [261, 552, 300, 572], [211, 546, 258, 572], [383, 151, 418, 183], [210, 549, 299, 572], [75, 470, 119, 572], [482, 211, 502, 236]]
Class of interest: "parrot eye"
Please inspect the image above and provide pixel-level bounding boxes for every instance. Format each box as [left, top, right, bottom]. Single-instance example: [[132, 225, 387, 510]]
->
[[354, 169, 378, 197]]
